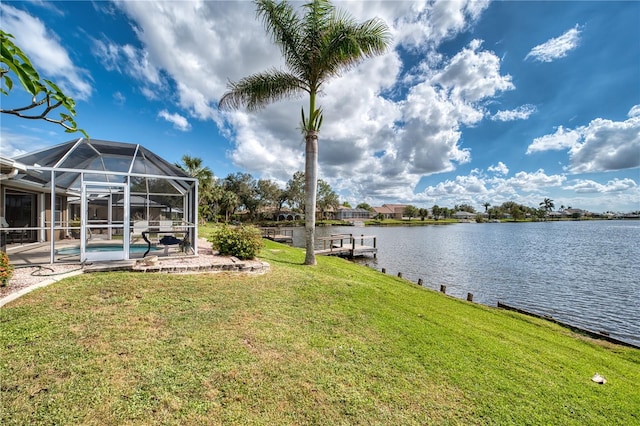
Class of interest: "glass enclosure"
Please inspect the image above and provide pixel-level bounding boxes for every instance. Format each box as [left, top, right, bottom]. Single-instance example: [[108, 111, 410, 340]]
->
[[1, 138, 198, 263]]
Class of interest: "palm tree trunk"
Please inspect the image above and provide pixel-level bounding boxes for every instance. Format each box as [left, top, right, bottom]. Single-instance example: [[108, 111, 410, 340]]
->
[[304, 130, 318, 265]]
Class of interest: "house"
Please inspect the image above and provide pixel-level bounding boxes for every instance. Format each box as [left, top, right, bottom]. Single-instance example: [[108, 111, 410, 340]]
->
[[453, 211, 477, 221], [563, 208, 589, 218], [547, 211, 563, 219], [335, 206, 372, 221], [0, 138, 198, 263], [372, 204, 408, 220]]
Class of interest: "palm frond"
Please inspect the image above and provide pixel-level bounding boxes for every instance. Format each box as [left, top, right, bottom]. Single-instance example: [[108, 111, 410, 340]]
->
[[318, 15, 391, 79], [255, 0, 305, 77], [219, 69, 306, 111]]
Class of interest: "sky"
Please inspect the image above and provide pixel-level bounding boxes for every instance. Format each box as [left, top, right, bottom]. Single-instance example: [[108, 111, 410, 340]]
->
[[1, 0, 639, 214]]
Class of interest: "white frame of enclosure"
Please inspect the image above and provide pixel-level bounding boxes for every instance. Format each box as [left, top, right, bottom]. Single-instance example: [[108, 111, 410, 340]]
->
[[33, 166, 198, 263]]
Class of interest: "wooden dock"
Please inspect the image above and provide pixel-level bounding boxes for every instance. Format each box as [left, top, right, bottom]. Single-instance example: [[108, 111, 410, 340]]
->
[[260, 227, 293, 243], [315, 233, 377, 258]]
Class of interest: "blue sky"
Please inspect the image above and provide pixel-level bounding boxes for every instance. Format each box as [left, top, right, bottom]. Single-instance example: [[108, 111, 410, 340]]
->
[[1, 0, 639, 213]]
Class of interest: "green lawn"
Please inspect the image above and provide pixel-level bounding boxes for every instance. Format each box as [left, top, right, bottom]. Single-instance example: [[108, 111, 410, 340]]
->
[[1, 240, 638, 425]]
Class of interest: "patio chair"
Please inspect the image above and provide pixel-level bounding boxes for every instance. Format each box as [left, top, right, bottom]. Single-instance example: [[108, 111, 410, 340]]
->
[[7, 224, 30, 244], [131, 220, 149, 243], [159, 220, 173, 235]]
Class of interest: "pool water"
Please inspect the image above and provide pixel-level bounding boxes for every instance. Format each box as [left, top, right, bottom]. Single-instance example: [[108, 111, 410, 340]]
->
[[55, 244, 162, 255]]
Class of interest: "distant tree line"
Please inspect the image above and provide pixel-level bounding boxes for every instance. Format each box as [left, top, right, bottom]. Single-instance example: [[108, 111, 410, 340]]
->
[[176, 156, 339, 224], [177, 157, 568, 224], [402, 199, 558, 222]]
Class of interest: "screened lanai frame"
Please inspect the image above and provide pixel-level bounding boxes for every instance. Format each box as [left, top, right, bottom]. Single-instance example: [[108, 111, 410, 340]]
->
[[2, 138, 198, 263]]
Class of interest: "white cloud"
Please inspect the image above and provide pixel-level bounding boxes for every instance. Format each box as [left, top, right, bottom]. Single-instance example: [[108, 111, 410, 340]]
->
[[93, 39, 164, 98], [432, 39, 514, 103], [158, 110, 191, 132], [423, 174, 489, 197], [566, 178, 638, 194], [488, 162, 509, 175], [388, 0, 490, 50], [525, 24, 582, 63], [491, 104, 536, 121], [113, 91, 126, 106], [506, 169, 566, 192], [527, 114, 640, 173], [93, 0, 511, 200], [0, 4, 93, 100], [628, 104, 640, 118], [414, 167, 569, 210], [0, 130, 51, 158], [527, 125, 580, 153], [114, 0, 275, 121]]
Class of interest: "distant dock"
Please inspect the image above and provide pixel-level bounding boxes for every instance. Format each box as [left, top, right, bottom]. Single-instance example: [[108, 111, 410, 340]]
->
[[260, 228, 293, 243], [315, 233, 377, 258]]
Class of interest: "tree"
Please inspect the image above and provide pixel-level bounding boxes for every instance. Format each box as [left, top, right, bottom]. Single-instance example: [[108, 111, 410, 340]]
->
[[219, 0, 391, 265], [256, 178, 284, 219], [356, 203, 373, 212], [539, 198, 555, 215], [418, 208, 429, 221], [342, 201, 352, 208], [219, 191, 240, 223], [317, 179, 339, 220], [455, 204, 476, 213], [510, 204, 524, 221], [404, 205, 418, 219], [222, 172, 259, 221], [176, 155, 216, 223], [176, 155, 214, 187], [285, 171, 306, 212], [432, 205, 441, 220], [483, 202, 491, 213], [1, 30, 87, 137], [487, 206, 502, 220]]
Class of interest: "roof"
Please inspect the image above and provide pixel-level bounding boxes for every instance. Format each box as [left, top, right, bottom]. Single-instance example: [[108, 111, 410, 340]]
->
[[4, 138, 194, 194], [453, 211, 476, 218], [373, 205, 395, 214]]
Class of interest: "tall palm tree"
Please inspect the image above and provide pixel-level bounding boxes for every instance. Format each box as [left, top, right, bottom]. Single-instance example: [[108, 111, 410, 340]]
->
[[540, 198, 555, 214], [219, 0, 391, 265]]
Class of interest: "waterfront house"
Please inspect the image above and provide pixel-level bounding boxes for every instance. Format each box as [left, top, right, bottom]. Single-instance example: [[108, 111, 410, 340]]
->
[[335, 206, 372, 222], [372, 204, 408, 220], [453, 211, 477, 221]]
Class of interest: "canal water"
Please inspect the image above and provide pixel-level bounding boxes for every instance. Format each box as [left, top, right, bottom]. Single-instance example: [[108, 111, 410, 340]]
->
[[289, 220, 640, 347]]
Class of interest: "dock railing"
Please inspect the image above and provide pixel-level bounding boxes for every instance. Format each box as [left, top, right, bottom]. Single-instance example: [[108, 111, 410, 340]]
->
[[315, 233, 377, 257], [260, 227, 293, 243]]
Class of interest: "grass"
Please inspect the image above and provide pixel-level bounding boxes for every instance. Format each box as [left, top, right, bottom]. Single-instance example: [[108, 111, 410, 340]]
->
[[1, 240, 639, 425]]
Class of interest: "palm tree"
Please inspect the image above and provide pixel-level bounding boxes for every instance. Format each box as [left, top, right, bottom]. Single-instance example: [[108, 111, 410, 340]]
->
[[176, 155, 215, 221], [539, 198, 555, 215], [176, 155, 214, 189], [219, 0, 391, 265]]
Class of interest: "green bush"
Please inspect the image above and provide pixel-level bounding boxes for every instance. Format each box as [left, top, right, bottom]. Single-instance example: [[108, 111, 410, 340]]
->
[[208, 225, 264, 260]]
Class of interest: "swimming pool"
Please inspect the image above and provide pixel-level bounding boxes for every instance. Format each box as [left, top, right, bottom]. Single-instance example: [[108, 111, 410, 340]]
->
[[55, 244, 162, 255]]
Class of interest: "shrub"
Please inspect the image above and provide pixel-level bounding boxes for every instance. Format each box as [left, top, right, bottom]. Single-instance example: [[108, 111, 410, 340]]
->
[[0, 251, 14, 287], [208, 225, 264, 260]]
